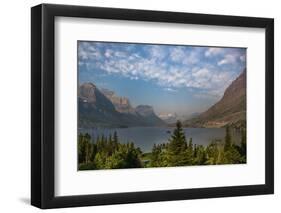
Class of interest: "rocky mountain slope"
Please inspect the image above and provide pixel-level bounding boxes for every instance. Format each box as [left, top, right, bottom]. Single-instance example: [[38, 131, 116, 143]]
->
[[184, 69, 246, 128], [135, 105, 165, 125], [78, 83, 165, 128], [100, 88, 136, 114]]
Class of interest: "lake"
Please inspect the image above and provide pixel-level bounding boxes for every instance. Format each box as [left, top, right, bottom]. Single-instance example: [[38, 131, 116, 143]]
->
[[79, 127, 242, 153]]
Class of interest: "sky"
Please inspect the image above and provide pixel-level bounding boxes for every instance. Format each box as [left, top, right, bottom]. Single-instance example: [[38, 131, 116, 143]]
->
[[78, 41, 246, 117]]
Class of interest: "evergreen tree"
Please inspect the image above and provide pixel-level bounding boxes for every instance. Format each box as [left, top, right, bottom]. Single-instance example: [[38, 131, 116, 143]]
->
[[240, 128, 246, 158], [94, 152, 106, 169], [90, 143, 97, 162], [105, 142, 142, 169], [182, 138, 194, 165], [231, 128, 247, 163], [78, 133, 85, 164], [224, 146, 241, 164], [108, 134, 112, 143], [78, 133, 91, 164], [150, 144, 161, 167], [206, 141, 219, 164], [224, 125, 232, 152], [113, 131, 118, 144], [188, 138, 193, 151], [85, 142, 92, 163], [101, 134, 106, 146], [167, 120, 187, 166], [193, 144, 197, 158], [193, 145, 207, 165]]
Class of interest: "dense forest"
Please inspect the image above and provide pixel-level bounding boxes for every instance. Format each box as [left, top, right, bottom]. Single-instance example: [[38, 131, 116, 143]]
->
[[78, 121, 246, 170]]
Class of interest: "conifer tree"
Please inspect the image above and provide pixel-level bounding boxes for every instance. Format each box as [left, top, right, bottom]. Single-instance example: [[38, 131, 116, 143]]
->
[[167, 120, 187, 166], [85, 142, 92, 163], [78, 133, 91, 164], [151, 144, 161, 167], [206, 141, 219, 164], [108, 134, 112, 144], [113, 131, 118, 144], [224, 125, 232, 152], [194, 145, 207, 165], [240, 128, 246, 157], [188, 138, 193, 153]]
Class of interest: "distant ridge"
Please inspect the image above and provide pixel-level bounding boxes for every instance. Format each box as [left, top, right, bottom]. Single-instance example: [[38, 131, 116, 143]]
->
[[184, 69, 246, 128]]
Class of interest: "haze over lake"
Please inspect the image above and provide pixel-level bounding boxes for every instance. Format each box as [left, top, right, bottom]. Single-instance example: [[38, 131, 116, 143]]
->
[[79, 127, 241, 152]]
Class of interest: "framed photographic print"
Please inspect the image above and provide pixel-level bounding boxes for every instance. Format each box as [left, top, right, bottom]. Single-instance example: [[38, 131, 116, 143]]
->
[[31, 4, 274, 209]]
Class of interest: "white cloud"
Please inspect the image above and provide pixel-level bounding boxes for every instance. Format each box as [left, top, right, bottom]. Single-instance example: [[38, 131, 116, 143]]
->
[[170, 47, 199, 65], [240, 54, 246, 62], [205, 47, 223, 57], [195, 70, 237, 101], [149, 46, 166, 60], [192, 68, 210, 78], [217, 54, 237, 66], [164, 88, 177, 92], [96, 53, 235, 92], [114, 51, 127, 58], [79, 42, 242, 97], [184, 50, 199, 64], [170, 47, 185, 62], [104, 49, 113, 58], [78, 42, 101, 60]]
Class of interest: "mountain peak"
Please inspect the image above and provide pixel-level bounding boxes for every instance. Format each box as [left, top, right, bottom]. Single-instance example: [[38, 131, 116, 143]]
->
[[81, 82, 96, 88], [79, 83, 165, 128], [79, 82, 98, 103], [135, 105, 155, 117], [100, 88, 135, 114]]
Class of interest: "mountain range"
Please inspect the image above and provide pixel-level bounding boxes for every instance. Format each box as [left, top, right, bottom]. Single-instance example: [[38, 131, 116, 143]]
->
[[78, 83, 165, 128], [184, 69, 246, 128], [79, 69, 246, 129]]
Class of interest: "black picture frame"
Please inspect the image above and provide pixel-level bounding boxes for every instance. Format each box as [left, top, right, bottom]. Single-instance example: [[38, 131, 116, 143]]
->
[[31, 3, 274, 209]]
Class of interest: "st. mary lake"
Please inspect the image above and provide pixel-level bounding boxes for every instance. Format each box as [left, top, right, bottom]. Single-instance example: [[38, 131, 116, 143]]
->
[[79, 127, 241, 152]]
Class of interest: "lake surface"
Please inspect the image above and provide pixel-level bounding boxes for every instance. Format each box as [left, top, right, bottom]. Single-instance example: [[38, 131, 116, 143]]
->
[[79, 127, 241, 153]]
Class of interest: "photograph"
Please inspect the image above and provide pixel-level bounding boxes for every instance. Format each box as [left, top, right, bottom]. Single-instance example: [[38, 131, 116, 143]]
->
[[77, 41, 247, 170]]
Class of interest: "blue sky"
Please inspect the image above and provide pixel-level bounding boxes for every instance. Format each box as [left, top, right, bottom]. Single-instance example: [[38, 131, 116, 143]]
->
[[78, 41, 246, 117]]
